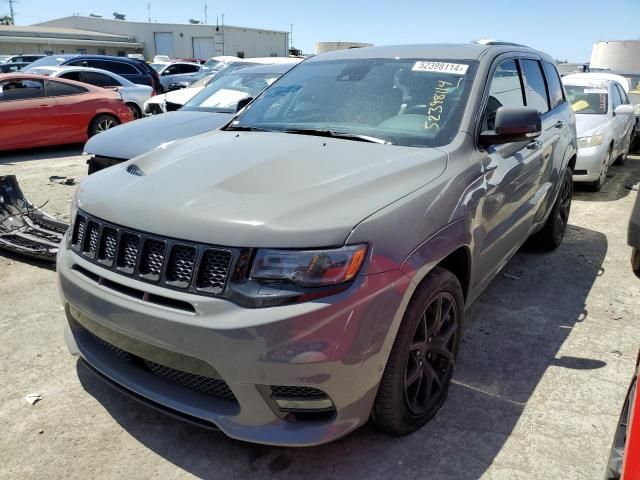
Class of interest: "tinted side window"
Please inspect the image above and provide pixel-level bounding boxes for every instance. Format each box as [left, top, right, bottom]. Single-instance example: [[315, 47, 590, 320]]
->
[[164, 65, 181, 75], [542, 61, 565, 109], [616, 84, 629, 104], [83, 72, 120, 87], [612, 84, 623, 108], [0, 79, 46, 101], [59, 71, 83, 82], [67, 60, 90, 67], [484, 59, 524, 130], [46, 80, 87, 97], [91, 60, 138, 75], [520, 59, 549, 113], [179, 64, 200, 74]]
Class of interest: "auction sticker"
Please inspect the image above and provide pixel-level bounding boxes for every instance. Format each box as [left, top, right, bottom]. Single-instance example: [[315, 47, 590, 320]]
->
[[412, 61, 468, 75], [584, 88, 607, 94]]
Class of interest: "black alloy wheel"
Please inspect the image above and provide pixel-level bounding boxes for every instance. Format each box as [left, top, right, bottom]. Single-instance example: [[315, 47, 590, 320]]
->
[[404, 292, 458, 415]]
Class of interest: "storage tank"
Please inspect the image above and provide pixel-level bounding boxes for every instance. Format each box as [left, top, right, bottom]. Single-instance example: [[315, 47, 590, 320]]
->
[[315, 42, 373, 54], [591, 40, 640, 71]]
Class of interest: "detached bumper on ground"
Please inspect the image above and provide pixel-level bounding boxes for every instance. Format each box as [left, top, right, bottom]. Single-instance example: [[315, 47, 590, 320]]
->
[[57, 242, 411, 446]]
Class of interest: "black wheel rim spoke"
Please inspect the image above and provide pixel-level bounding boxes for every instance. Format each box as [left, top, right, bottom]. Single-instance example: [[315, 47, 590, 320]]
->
[[403, 292, 458, 415]]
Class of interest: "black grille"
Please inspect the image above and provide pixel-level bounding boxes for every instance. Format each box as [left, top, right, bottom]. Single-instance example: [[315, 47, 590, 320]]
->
[[271, 386, 328, 398], [98, 227, 118, 265], [140, 239, 165, 280], [166, 245, 197, 287], [71, 211, 233, 297], [196, 249, 232, 293], [88, 331, 236, 402]]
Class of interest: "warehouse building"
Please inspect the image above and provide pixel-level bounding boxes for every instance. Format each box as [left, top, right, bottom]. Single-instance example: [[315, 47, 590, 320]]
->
[[34, 16, 289, 60], [0, 25, 143, 56]]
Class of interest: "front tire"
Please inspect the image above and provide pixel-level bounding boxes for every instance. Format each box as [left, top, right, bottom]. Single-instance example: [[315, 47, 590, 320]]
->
[[126, 103, 142, 120], [590, 147, 612, 191], [531, 167, 572, 250], [372, 267, 463, 436]]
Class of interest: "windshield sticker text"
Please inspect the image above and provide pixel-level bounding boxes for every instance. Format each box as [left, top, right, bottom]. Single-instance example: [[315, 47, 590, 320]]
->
[[425, 80, 453, 131], [413, 61, 469, 76]]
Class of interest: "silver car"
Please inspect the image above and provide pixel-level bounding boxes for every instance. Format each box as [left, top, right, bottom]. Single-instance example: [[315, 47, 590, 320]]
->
[[58, 43, 577, 446], [563, 74, 635, 190]]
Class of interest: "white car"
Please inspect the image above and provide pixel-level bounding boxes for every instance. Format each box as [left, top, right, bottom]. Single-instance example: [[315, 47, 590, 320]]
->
[[26, 66, 154, 119], [563, 75, 635, 191], [150, 62, 202, 90], [144, 57, 303, 115]]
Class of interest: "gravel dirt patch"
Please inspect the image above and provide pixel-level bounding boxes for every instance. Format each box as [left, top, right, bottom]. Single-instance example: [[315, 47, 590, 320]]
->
[[1, 147, 639, 479]]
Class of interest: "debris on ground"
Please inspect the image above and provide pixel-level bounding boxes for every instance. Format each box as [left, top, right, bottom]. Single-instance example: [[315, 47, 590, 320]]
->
[[24, 393, 42, 405], [0, 175, 69, 262], [48, 176, 76, 186]]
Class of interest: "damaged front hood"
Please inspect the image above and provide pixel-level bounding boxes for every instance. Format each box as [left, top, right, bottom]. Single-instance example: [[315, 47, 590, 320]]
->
[[77, 131, 448, 248], [83, 111, 233, 160]]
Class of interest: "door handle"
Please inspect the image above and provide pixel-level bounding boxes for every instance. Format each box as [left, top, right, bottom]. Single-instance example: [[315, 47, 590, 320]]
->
[[38, 104, 50, 108], [554, 120, 564, 129], [526, 140, 541, 150]]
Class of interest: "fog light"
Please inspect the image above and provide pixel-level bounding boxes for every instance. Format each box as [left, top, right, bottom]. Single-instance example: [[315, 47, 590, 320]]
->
[[273, 397, 334, 411]]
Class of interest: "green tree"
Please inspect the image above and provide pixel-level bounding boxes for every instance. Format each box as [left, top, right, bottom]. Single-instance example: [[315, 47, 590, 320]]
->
[[0, 15, 14, 25]]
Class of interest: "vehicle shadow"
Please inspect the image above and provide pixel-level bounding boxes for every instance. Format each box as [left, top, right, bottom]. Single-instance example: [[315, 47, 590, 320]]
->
[[573, 155, 640, 202], [77, 224, 607, 480], [0, 144, 84, 165], [0, 249, 56, 271]]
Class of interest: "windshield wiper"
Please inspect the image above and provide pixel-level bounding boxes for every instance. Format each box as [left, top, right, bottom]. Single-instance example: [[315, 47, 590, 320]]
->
[[283, 128, 391, 144], [226, 125, 275, 132]]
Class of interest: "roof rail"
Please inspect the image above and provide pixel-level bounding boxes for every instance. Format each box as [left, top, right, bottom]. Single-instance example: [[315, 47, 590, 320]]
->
[[473, 39, 530, 48]]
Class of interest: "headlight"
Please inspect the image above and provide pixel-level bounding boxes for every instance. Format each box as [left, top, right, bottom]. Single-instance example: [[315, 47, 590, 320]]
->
[[250, 245, 367, 287], [634, 104, 640, 115], [577, 134, 604, 148]]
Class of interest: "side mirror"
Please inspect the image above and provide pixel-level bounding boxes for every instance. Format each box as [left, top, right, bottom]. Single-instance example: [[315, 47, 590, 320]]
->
[[479, 106, 542, 146], [236, 96, 253, 112], [614, 104, 634, 116]]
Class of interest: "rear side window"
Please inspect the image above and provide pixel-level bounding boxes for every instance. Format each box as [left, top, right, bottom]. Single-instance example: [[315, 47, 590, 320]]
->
[[90, 60, 139, 75], [484, 59, 524, 130], [83, 72, 120, 87], [59, 71, 83, 82], [542, 61, 565, 109], [46, 80, 87, 97], [0, 79, 46, 101], [520, 59, 549, 114]]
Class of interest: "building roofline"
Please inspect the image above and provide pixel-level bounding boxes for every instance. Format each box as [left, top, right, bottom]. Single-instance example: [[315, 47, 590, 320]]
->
[[34, 15, 289, 35]]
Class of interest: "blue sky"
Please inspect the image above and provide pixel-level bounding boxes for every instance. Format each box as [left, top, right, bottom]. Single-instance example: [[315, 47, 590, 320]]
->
[[7, 0, 640, 62]]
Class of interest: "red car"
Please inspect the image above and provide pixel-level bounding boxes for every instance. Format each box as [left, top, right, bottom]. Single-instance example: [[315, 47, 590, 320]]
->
[[0, 74, 132, 151], [606, 352, 640, 479]]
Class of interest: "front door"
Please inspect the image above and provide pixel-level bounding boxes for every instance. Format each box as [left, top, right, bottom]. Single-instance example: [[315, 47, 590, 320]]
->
[[474, 57, 554, 287]]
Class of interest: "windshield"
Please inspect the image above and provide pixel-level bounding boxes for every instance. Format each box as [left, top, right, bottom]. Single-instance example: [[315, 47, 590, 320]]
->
[[24, 56, 69, 69], [150, 63, 167, 72], [203, 59, 223, 69], [565, 85, 608, 114], [0, 55, 10, 64], [188, 73, 216, 88], [183, 71, 281, 113], [233, 58, 476, 148]]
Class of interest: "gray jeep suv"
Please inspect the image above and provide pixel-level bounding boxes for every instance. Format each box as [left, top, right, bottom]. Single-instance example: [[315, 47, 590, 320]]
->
[[57, 43, 577, 446]]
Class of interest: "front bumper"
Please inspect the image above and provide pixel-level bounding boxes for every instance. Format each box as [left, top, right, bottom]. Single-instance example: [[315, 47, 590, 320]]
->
[[573, 143, 608, 182], [58, 242, 411, 446]]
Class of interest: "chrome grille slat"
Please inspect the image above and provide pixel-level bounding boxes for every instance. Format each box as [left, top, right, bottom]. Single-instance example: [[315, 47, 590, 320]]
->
[[70, 211, 233, 297]]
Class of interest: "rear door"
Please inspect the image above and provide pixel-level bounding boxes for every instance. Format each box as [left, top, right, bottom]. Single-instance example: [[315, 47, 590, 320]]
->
[[475, 57, 553, 284], [0, 77, 52, 149], [45, 79, 91, 142]]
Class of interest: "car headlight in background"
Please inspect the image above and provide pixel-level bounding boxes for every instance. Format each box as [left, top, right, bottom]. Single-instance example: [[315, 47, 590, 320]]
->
[[577, 134, 604, 149], [251, 245, 367, 287], [634, 104, 640, 115]]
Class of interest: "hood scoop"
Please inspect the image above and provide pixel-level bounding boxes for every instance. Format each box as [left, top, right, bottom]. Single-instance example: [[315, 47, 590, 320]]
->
[[126, 164, 145, 177]]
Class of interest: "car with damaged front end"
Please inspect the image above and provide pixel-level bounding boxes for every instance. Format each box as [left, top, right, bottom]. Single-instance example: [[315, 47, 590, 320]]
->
[[58, 43, 577, 446]]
